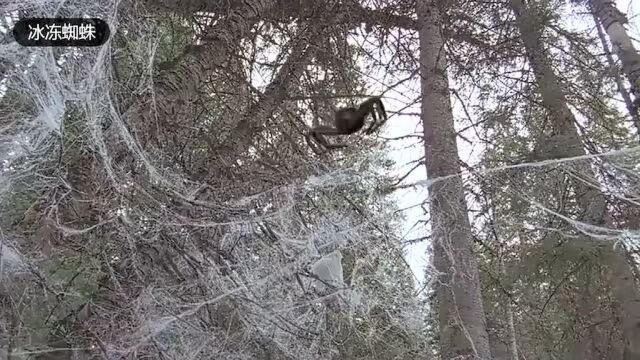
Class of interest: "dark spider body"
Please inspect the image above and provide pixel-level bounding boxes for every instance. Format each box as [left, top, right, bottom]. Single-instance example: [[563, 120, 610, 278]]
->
[[306, 96, 387, 154], [334, 107, 366, 133]]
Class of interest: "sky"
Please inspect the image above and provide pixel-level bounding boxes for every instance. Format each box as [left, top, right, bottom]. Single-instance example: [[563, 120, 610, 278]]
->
[[389, 0, 640, 289]]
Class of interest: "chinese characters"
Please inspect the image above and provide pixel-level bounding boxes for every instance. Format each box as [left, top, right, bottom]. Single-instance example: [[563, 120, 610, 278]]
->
[[13, 18, 109, 47], [27, 23, 97, 41]]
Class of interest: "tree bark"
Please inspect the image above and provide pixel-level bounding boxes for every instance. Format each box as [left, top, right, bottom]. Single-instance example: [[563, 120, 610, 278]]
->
[[417, 1, 492, 359], [153, 0, 277, 102], [591, 6, 640, 133], [509, 0, 640, 358], [502, 261, 519, 360], [590, 0, 640, 118], [131, 0, 322, 156]]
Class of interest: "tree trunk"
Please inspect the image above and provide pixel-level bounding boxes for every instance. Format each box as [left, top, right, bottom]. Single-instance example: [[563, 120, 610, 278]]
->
[[590, 0, 640, 116], [153, 0, 277, 97], [591, 6, 640, 133], [509, 0, 640, 358], [416, 1, 492, 359], [502, 261, 519, 360], [609, 251, 640, 360]]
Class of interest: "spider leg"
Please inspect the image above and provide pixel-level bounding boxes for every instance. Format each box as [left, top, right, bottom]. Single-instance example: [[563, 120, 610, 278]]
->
[[353, 96, 380, 134], [313, 134, 348, 149], [305, 132, 326, 154], [324, 142, 349, 149], [307, 126, 349, 153], [364, 106, 378, 134], [365, 99, 388, 134]]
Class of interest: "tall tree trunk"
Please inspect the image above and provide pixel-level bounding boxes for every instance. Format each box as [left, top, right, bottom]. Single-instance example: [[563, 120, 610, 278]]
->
[[417, 1, 492, 359], [591, 6, 640, 133], [590, 0, 640, 118], [501, 261, 519, 360], [509, 0, 640, 358]]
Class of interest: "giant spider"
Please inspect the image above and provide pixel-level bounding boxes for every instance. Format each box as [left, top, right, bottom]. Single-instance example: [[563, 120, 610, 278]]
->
[[306, 96, 388, 154]]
